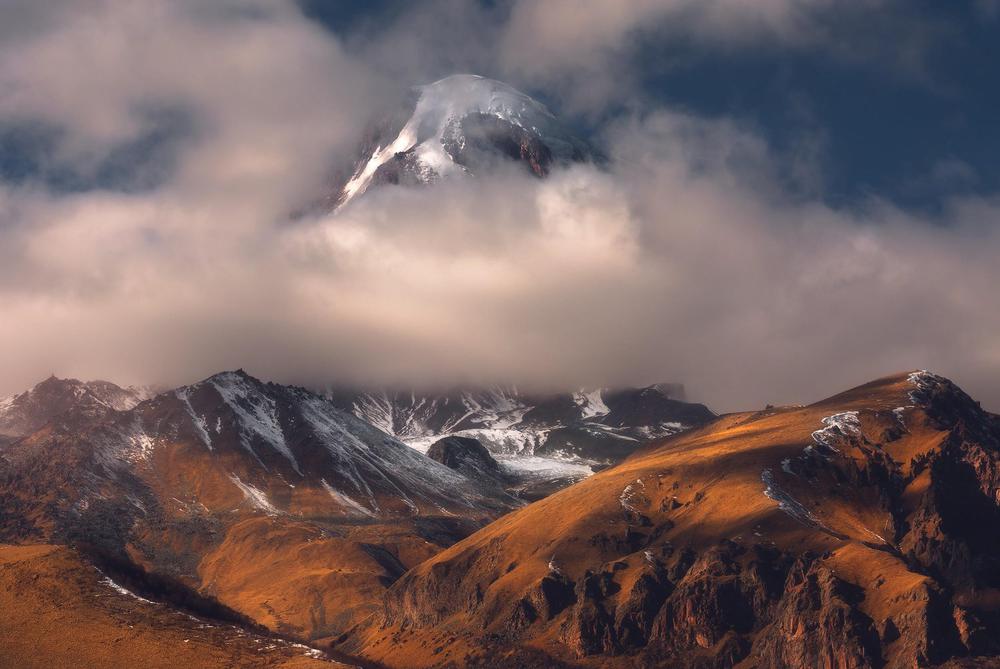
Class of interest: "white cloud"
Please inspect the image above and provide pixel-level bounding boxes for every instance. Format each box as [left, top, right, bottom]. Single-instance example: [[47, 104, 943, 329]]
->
[[1, 1, 998, 415]]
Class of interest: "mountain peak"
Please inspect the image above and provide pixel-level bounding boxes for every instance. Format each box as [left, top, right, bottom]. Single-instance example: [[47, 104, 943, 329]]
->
[[0, 375, 151, 438], [332, 73, 593, 209], [202, 368, 259, 385]]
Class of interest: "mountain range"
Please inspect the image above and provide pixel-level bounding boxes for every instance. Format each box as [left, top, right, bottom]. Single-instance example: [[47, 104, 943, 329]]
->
[[0, 370, 710, 649], [338, 370, 1000, 668], [4, 369, 1000, 668], [325, 384, 714, 499]]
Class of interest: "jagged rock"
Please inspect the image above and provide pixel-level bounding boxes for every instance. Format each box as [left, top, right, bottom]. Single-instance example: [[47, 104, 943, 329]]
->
[[613, 565, 672, 650], [751, 560, 882, 669], [528, 572, 576, 621], [651, 546, 757, 653], [561, 598, 617, 657]]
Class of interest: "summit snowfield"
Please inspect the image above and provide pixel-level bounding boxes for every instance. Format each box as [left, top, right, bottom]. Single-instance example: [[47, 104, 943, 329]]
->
[[330, 74, 594, 208]]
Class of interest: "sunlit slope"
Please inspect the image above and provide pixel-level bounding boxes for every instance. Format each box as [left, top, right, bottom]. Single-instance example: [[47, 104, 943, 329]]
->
[[343, 371, 1000, 668]]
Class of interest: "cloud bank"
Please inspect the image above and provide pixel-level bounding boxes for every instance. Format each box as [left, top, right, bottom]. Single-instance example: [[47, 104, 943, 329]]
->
[[0, 0, 998, 412]]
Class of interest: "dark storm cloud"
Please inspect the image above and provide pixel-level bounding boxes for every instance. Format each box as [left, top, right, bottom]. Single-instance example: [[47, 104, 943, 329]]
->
[[0, 0, 998, 413]]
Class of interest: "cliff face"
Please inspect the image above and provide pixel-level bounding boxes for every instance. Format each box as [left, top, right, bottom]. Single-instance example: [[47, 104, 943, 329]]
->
[[341, 371, 1000, 668]]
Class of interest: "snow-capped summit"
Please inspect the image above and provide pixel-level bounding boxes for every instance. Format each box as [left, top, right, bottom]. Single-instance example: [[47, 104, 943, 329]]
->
[[333, 74, 594, 208]]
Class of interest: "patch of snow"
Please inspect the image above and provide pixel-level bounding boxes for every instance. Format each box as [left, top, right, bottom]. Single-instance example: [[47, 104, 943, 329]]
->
[[907, 370, 945, 407], [574, 389, 609, 419], [405, 426, 549, 456], [861, 526, 889, 545], [578, 423, 640, 442], [634, 421, 689, 440], [350, 392, 395, 436], [810, 411, 860, 454], [290, 644, 327, 660], [229, 475, 280, 516], [100, 575, 155, 604], [620, 478, 646, 513], [320, 478, 374, 517], [124, 419, 157, 462], [761, 468, 824, 528], [210, 373, 301, 474], [495, 453, 593, 479], [88, 417, 157, 467], [174, 387, 212, 450], [547, 556, 562, 574], [893, 405, 914, 427]]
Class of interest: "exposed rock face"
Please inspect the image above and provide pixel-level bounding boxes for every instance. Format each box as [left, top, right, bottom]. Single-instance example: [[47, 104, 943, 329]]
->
[[427, 436, 505, 483], [444, 113, 561, 177], [341, 371, 1000, 669], [751, 559, 883, 669]]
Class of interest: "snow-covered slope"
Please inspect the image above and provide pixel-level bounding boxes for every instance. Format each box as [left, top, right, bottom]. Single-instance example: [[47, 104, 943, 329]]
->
[[0, 371, 520, 642], [326, 384, 714, 468], [333, 74, 593, 208], [120, 370, 516, 517]]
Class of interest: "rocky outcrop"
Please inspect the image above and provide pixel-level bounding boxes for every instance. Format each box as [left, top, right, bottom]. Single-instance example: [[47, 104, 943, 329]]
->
[[752, 560, 882, 669], [427, 436, 505, 483]]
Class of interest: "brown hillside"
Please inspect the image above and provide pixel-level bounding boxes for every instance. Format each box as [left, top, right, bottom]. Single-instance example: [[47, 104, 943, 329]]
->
[[340, 371, 1000, 668], [0, 543, 343, 669]]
